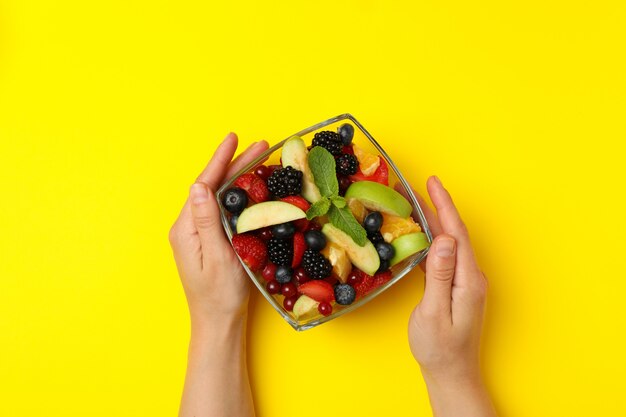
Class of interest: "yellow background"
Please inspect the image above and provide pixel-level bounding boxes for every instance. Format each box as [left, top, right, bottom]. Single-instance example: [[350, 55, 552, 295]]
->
[[1, 1, 625, 416]]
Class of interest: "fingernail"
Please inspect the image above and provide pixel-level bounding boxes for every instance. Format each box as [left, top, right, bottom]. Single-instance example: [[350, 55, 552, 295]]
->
[[436, 237, 455, 257], [432, 176, 442, 186], [190, 183, 208, 204]]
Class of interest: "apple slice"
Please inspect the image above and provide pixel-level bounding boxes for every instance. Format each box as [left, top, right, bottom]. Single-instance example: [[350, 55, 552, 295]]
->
[[390, 232, 430, 266], [322, 223, 380, 276], [236, 201, 306, 234], [281, 136, 322, 203], [292, 295, 319, 320], [344, 181, 412, 218]]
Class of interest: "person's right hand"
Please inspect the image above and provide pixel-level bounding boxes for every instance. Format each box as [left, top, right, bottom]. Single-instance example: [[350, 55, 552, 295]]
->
[[405, 176, 496, 417]]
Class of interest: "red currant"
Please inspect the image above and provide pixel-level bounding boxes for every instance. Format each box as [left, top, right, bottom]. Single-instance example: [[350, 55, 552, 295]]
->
[[281, 282, 297, 298], [318, 302, 332, 316], [283, 295, 299, 312], [347, 270, 362, 286], [266, 280, 281, 295], [254, 165, 270, 181], [262, 263, 277, 281], [268, 164, 282, 175], [294, 267, 310, 284]]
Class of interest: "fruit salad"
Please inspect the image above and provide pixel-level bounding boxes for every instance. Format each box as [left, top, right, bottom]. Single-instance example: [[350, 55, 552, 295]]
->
[[221, 121, 430, 326]]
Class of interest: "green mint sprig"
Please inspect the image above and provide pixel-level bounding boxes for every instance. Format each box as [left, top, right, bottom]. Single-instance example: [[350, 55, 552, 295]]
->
[[305, 146, 368, 246]]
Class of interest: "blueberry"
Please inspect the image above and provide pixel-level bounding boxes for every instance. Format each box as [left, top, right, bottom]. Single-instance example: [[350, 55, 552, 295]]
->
[[275, 265, 293, 284], [334, 284, 356, 305], [377, 259, 390, 273], [229, 215, 238, 232], [375, 242, 395, 261], [363, 212, 383, 233], [222, 187, 248, 214], [304, 230, 326, 251], [272, 222, 296, 239], [337, 123, 354, 146]]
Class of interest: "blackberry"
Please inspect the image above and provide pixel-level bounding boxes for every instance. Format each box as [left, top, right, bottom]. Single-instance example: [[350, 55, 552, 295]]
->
[[336, 153, 359, 176], [301, 250, 332, 279], [368, 231, 385, 245], [267, 166, 303, 198], [312, 131, 342, 155], [267, 238, 293, 266]]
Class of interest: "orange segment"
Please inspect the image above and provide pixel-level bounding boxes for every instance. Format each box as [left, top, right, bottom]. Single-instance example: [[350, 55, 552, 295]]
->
[[346, 198, 367, 223], [353, 143, 380, 176], [380, 213, 421, 243], [321, 242, 352, 283]]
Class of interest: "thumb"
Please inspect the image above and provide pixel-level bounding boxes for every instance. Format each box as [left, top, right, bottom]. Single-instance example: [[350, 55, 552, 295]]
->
[[419, 234, 457, 319], [189, 182, 227, 264]]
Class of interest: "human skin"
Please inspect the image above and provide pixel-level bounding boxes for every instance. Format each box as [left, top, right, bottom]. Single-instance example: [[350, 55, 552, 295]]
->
[[169, 133, 268, 417], [170, 133, 496, 417], [403, 177, 497, 417]]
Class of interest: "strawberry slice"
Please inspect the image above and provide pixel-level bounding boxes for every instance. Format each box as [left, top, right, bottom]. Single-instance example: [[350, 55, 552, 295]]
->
[[234, 173, 269, 203], [353, 270, 374, 298], [280, 195, 311, 212], [349, 157, 389, 186], [372, 270, 392, 289], [354, 269, 393, 298], [281, 196, 311, 231], [292, 232, 305, 268], [232, 234, 268, 272], [298, 280, 335, 303]]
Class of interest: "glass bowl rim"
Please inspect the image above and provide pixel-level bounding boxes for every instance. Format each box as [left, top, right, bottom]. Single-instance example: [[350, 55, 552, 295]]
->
[[216, 113, 433, 330]]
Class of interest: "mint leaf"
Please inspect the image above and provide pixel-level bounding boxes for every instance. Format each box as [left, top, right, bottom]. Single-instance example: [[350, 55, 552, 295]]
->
[[331, 196, 347, 208], [306, 197, 331, 220], [328, 205, 368, 246], [308, 146, 339, 197]]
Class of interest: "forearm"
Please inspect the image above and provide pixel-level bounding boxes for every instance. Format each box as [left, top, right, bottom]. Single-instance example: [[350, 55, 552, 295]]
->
[[422, 372, 496, 417], [179, 313, 255, 417]]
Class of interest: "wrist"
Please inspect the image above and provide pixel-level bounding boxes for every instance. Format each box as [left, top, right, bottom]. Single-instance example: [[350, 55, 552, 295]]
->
[[421, 368, 495, 417], [189, 308, 247, 336]]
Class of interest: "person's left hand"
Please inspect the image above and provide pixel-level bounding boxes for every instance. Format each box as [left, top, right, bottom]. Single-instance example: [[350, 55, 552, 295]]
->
[[169, 133, 269, 323]]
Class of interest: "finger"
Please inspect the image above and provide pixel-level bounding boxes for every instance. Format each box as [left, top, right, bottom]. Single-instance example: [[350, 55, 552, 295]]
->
[[223, 140, 270, 183], [419, 234, 456, 319], [196, 132, 239, 191], [427, 176, 480, 276], [394, 182, 443, 237], [189, 182, 229, 269], [170, 134, 251, 242]]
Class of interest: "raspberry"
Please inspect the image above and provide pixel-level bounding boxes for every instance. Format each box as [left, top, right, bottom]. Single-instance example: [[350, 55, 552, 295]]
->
[[312, 131, 342, 155], [267, 166, 303, 198], [301, 249, 332, 279], [335, 153, 359, 176], [232, 234, 267, 272], [267, 238, 293, 266]]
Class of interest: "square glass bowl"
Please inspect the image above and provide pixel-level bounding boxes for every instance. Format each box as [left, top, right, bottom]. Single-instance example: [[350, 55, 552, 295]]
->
[[217, 114, 433, 330]]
